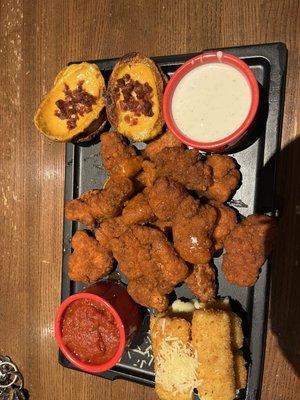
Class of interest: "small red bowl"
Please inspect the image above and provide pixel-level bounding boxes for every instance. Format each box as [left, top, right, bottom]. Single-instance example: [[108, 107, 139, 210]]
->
[[54, 281, 141, 373], [163, 51, 259, 152]]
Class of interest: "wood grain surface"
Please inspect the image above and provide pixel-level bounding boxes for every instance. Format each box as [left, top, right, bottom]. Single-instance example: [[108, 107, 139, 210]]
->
[[0, 1, 299, 399]]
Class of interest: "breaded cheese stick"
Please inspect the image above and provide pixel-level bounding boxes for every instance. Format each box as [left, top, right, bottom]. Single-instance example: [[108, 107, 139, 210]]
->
[[234, 350, 247, 389], [150, 316, 197, 400], [192, 309, 236, 400], [228, 313, 247, 390], [229, 312, 244, 350]]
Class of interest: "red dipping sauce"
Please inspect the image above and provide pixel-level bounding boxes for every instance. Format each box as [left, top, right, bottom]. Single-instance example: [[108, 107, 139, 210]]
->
[[62, 298, 120, 365], [54, 281, 142, 373]]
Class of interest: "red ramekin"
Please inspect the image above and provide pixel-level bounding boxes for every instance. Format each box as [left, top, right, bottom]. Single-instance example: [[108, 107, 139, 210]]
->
[[163, 51, 259, 152], [54, 281, 142, 373]]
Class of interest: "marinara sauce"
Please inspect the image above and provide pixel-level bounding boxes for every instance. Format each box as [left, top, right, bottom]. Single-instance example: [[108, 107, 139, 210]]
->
[[61, 298, 120, 365]]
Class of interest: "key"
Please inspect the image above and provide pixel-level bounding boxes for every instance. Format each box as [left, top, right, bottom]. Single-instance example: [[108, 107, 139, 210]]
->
[[10, 387, 27, 400], [0, 356, 27, 399]]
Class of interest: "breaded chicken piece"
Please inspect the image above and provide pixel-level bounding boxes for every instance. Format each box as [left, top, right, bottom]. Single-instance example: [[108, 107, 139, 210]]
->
[[111, 225, 188, 283], [154, 147, 212, 192], [64, 194, 96, 228], [209, 201, 237, 251], [100, 131, 142, 178], [143, 130, 184, 161], [234, 350, 247, 389], [134, 160, 157, 190], [68, 230, 113, 283], [128, 277, 169, 311], [147, 177, 189, 222], [202, 154, 241, 203], [150, 219, 173, 234], [65, 176, 134, 228], [111, 225, 189, 310], [95, 217, 128, 252], [122, 192, 155, 225], [185, 264, 216, 302], [222, 214, 277, 286], [192, 309, 236, 400], [150, 316, 194, 400], [173, 199, 218, 264]]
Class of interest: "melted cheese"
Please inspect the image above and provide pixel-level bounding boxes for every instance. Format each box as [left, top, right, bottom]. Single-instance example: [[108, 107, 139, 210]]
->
[[156, 336, 201, 395], [35, 63, 105, 140], [116, 64, 160, 136]]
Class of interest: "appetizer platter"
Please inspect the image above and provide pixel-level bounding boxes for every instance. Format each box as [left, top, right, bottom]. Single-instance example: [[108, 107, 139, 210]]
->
[[34, 42, 287, 400]]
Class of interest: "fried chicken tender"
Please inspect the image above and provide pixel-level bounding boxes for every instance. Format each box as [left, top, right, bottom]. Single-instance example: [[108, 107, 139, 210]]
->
[[143, 129, 184, 161], [122, 192, 155, 225], [154, 147, 213, 192], [185, 264, 216, 302], [65, 194, 96, 228], [210, 201, 237, 251], [100, 131, 142, 178], [147, 177, 189, 222], [95, 217, 128, 252], [173, 198, 218, 264], [127, 277, 169, 312], [134, 160, 157, 190], [150, 219, 173, 234], [68, 230, 113, 283], [222, 214, 277, 286], [203, 154, 241, 203], [65, 176, 134, 228], [111, 225, 189, 310]]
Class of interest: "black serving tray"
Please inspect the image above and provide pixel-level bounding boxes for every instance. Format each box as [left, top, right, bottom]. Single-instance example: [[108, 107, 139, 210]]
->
[[59, 43, 287, 400]]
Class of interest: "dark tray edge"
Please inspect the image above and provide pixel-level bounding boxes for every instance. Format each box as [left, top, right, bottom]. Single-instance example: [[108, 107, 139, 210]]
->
[[60, 42, 288, 398]]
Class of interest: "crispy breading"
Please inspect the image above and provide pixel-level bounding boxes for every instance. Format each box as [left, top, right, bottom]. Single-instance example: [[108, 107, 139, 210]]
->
[[173, 200, 218, 264], [229, 312, 244, 350], [111, 225, 189, 310], [128, 277, 169, 312], [150, 219, 173, 234], [94, 217, 128, 252], [68, 230, 113, 283], [233, 350, 247, 389], [65, 176, 134, 228], [147, 177, 189, 221], [203, 154, 241, 203], [209, 201, 237, 251], [222, 214, 277, 286], [65, 194, 96, 228], [192, 309, 236, 400], [100, 131, 142, 177], [143, 130, 184, 161], [150, 316, 193, 400], [185, 264, 216, 302], [154, 147, 213, 192], [134, 159, 157, 190], [122, 192, 155, 225]]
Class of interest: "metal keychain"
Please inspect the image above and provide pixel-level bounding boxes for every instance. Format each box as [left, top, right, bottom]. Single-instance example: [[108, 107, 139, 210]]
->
[[0, 356, 27, 399]]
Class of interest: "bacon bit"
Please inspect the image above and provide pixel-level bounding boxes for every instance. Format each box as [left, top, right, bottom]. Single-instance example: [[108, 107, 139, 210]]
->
[[54, 80, 97, 130], [124, 114, 138, 126], [115, 74, 154, 118]]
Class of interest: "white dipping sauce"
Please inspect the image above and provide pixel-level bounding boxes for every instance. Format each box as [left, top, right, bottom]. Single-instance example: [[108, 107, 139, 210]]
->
[[171, 62, 252, 142]]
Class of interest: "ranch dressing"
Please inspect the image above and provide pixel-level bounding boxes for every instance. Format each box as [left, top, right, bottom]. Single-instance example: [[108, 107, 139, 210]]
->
[[171, 63, 252, 142]]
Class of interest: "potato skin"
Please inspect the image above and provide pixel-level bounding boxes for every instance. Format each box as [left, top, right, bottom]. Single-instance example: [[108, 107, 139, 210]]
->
[[106, 52, 165, 142], [72, 109, 107, 143], [34, 62, 107, 143]]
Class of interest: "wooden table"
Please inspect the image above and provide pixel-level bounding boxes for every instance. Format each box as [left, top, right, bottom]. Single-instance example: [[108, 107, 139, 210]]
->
[[1, 1, 299, 399]]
